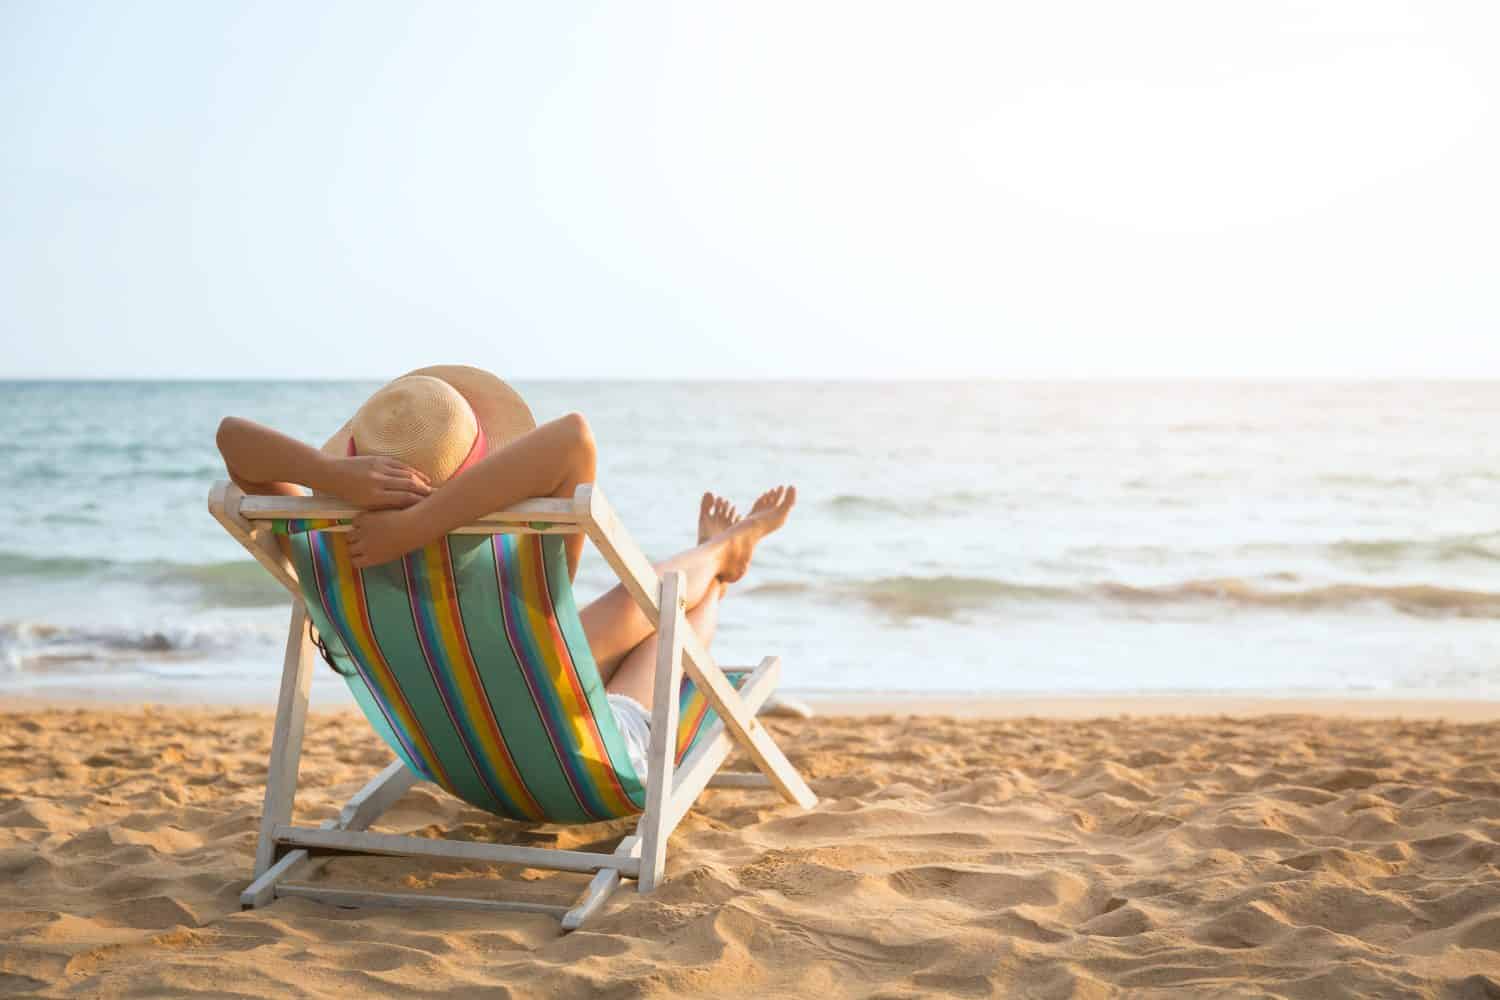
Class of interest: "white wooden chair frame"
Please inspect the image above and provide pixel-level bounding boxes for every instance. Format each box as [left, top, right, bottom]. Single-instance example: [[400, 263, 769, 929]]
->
[[208, 480, 817, 930]]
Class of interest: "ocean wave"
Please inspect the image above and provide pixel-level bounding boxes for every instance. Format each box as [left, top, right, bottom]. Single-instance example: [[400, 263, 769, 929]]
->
[[1069, 531, 1500, 569], [1328, 533, 1500, 564], [98, 464, 230, 482], [826, 490, 997, 518], [1093, 579, 1500, 617], [161, 561, 287, 607], [853, 576, 1069, 618], [1315, 472, 1424, 489], [40, 511, 102, 526], [0, 551, 99, 577], [749, 574, 1500, 621], [746, 581, 817, 596], [0, 621, 280, 673], [0, 551, 287, 607]]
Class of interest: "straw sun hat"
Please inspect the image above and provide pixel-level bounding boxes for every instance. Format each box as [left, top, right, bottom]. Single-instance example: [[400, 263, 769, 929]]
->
[[322, 365, 535, 484]]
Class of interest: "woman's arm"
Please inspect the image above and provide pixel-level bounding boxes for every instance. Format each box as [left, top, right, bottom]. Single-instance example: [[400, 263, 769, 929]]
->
[[216, 416, 431, 507], [347, 412, 596, 572]]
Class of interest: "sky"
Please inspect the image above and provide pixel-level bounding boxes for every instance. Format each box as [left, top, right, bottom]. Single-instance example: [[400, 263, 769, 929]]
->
[[2, 1, 1497, 379]]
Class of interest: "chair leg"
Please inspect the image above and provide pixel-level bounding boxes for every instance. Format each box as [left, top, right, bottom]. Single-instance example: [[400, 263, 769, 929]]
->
[[243, 759, 423, 908], [637, 572, 686, 894], [252, 602, 316, 879], [562, 833, 642, 930], [242, 819, 333, 908]]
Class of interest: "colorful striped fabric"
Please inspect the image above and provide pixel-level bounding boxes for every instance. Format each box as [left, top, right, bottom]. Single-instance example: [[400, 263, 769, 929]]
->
[[278, 522, 746, 823], [272, 518, 348, 535]]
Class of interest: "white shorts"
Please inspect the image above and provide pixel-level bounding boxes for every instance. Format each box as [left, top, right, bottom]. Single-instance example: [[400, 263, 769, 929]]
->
[[607, 692, 652, 778]]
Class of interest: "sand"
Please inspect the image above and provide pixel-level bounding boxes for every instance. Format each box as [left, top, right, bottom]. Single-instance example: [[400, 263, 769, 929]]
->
[[4, 703, 1500, 998]]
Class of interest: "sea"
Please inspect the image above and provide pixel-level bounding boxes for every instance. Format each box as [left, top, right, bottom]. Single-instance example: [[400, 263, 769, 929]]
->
[[2, 379, 1498, 705]]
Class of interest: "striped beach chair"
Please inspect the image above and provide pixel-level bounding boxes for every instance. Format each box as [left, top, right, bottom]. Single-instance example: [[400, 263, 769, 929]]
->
[[209, 481, 816, 929]]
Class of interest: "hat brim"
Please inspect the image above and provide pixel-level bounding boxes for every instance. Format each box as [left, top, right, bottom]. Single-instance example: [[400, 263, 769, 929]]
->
[[321, 365, 537, 461]]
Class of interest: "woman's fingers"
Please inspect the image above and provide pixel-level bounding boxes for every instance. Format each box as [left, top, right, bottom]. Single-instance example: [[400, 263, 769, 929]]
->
[[348, 517, 373, 567], [379, 472, 431, 495], [377, 458, 430, 484], [346, 460, 431, 510], [389, 459, 428, 484]]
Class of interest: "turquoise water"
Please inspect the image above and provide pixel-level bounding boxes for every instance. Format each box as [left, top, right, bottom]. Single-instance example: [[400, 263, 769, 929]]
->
[[3, 379, 1500, 702]]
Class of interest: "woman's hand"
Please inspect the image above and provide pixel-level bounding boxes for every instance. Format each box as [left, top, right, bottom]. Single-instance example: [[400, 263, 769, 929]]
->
[[329, 456, 432, 509], [347, 507, 426, 568]]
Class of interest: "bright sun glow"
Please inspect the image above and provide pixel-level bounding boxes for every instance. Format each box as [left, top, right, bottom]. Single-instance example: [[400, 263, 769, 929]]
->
[[2, 1, 1496, 378]]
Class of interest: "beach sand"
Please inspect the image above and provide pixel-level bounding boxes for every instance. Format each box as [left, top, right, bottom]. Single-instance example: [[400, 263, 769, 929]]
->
[[4, 701, 1500, 998]]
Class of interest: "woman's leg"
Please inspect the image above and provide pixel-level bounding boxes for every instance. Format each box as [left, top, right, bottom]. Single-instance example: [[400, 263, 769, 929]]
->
[[581, 542, 730, 678], [583, 484, 796, 678], [604, 582, 724, 709]]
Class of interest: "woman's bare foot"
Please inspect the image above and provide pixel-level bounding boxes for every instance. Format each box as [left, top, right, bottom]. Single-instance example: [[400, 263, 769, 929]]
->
[[698, 492, 739, 545], [713, 485, 797, 583]]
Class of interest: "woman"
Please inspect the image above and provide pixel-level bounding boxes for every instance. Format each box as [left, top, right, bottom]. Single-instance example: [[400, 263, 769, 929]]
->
[[215, 366, 795, 775]]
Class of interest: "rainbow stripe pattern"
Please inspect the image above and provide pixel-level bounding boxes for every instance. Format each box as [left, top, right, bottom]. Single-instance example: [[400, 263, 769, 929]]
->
[[272, 518, 348, 535], [280, 522, 748, 823]]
